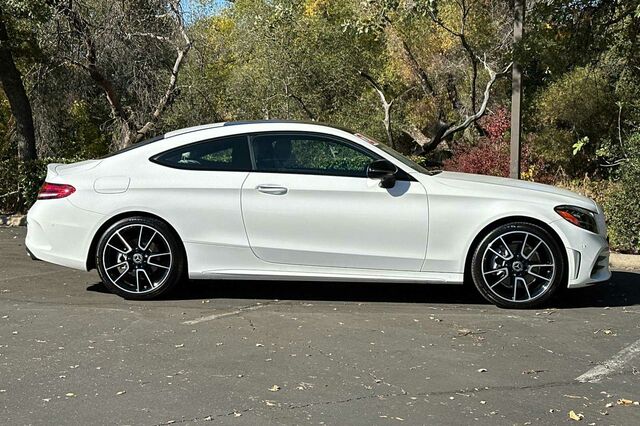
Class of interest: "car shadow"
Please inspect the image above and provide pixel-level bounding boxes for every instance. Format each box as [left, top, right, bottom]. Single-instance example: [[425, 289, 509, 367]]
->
[[87, 270, 640, 308], [551, 270, 640, 309], [87, 279, 486, 304]]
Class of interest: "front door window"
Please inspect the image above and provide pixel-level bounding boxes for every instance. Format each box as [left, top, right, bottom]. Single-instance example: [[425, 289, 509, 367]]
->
[[251, 133, 377, 177]]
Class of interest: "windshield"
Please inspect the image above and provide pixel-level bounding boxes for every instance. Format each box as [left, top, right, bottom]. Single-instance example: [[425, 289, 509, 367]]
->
[[354, 133, 433, 175]]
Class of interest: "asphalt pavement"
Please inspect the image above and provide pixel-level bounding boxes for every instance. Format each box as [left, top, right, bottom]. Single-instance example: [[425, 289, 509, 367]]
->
[[1, 227, 639, 425]]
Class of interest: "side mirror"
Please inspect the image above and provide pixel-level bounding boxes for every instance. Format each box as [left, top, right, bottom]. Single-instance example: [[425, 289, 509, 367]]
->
[[367, 159, 398, 189]]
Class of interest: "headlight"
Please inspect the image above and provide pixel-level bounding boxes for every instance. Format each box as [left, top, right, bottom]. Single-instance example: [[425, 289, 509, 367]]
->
[[554, 205, 598, 233]]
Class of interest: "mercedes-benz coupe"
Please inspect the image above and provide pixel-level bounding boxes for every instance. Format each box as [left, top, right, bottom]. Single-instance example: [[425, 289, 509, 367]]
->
[[26, 121, 611, 308]]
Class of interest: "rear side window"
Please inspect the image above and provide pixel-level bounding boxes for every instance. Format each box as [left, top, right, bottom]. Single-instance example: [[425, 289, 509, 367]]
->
[[152, 135, 251, 171]]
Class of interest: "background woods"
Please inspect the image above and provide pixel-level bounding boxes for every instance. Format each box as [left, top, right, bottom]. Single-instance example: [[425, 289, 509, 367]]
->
[[1, 0, 639, 252]]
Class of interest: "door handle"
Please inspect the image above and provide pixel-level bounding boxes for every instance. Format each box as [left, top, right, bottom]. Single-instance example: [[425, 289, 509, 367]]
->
[[256, 184, 288, 195]]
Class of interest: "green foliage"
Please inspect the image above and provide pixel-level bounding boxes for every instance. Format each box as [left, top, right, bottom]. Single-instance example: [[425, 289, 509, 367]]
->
[[572, 136, 589, 156], [604, 134, 640, 253], [0, 90, 10, 156], [0, 157, 79, 214], [530, 66, 616, 174]]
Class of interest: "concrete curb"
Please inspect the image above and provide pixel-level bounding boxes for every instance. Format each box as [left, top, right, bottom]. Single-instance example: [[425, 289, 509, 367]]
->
[[610, 252, 640, 270], [0, 214, 26, 226]]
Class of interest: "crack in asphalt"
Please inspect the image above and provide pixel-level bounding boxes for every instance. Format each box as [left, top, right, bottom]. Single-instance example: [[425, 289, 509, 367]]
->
[[181, 300, 281, 325], [149, 376, 621, 424], [151, 406, 255, 425], [304, 341, 407, 396]]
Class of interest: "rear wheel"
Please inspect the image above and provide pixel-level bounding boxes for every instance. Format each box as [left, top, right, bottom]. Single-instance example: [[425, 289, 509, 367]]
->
[[96, 217, 184, 299], [470, 222, 565, 309]]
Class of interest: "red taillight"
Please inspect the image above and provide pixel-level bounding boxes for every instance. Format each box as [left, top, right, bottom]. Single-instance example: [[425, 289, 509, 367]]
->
[[37, 182, 76, 200]]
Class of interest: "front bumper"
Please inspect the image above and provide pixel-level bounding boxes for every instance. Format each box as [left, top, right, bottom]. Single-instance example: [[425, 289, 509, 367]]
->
[[549, 218, 611, 288]]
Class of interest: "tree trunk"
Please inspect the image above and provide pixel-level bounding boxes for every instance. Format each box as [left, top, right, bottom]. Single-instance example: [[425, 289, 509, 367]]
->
[[0, 8, 37, 160]]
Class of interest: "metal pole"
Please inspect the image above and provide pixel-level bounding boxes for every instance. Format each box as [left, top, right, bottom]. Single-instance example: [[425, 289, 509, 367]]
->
[[510, 0, 524, 179]]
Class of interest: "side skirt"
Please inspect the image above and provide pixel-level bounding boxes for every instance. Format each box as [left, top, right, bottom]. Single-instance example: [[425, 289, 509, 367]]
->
[[192, 269, 464, 284]]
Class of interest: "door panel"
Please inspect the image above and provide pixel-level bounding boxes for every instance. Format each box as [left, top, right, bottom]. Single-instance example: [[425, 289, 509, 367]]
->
[[241, 173, 428, 271]]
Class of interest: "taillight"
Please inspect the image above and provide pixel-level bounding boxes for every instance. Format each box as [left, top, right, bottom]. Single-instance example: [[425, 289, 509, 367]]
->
[[37, 182, 76, 200]]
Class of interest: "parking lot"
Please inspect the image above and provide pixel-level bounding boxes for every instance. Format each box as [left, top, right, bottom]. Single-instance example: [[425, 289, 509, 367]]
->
[[1, 226, 639, 425]]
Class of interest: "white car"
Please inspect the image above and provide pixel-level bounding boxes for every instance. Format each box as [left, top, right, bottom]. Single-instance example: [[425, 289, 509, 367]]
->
[[26, 121, 611, 308]]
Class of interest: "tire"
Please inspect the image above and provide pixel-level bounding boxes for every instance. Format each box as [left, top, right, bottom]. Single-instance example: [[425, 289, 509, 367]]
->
[[470, 222, 565, 309], [96, 216, 185, 300]]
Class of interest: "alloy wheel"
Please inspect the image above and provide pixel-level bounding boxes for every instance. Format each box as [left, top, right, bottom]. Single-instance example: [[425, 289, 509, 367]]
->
[[101, 224, 173, 294], [480, 230, 556, 303]]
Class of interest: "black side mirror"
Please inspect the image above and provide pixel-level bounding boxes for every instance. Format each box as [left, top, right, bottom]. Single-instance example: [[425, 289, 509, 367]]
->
[[367, 159, 398, 188]]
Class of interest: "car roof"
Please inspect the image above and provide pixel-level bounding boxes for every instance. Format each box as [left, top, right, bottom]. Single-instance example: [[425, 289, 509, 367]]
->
[[102, 120, 368, 161], [163, 120, 355, 139]]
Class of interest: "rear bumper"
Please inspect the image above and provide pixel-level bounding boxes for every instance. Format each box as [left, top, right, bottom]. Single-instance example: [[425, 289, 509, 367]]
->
[[25, 246, 40, 261], [26, 199, 104, 271]]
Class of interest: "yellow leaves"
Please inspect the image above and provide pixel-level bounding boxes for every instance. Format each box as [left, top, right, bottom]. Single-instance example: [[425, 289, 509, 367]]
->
[[69, 100, 88, 119], [216, 16, 234, 33], [303, 0, 332, 17], [568, 410, 584, 421]]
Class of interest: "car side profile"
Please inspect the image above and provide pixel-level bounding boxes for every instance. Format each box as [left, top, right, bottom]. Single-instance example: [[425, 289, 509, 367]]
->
[[26, 121, 611, 308]]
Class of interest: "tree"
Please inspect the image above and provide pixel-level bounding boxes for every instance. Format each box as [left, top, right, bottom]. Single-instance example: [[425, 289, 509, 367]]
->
[[48, 0, 192, 149], [348, 0, 513, 154], [523, 0, 640, 176], [0, 3, 37, 160], [358, 71, 414, 149], [219, 0, 380, 124]]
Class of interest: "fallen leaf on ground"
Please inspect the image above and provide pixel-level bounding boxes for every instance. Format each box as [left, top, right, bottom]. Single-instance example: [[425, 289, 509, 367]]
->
[[569, 410, 584, 421], [522, 369, 546, 375]]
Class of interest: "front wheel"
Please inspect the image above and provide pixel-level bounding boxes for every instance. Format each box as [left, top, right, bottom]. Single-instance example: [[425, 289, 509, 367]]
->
[[470, 222, 565, 309], [96, 217, 185, 299]]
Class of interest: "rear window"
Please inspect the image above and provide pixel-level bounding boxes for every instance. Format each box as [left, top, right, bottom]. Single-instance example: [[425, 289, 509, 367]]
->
[[151, 135, 252, 171], [100, 135, 165, 159]]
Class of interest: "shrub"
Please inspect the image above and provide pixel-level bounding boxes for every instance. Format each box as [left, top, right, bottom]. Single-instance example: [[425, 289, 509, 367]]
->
[[443, 137, 510, 177], [0, 157, 78, 214], [443, 108, 554, 182], [603, 134, 640, 253], [443, 107, 510, 176], [530, 66, 616, 176], [562, 134, 640, 254]]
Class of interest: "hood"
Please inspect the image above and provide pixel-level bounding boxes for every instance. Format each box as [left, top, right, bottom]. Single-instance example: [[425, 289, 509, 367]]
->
[[430, 171, 597, 210]]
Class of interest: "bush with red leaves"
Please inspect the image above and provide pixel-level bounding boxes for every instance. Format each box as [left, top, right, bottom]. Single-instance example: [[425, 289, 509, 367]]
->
[[444, 108, 511, 177], [443, 107, 552, 182]]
